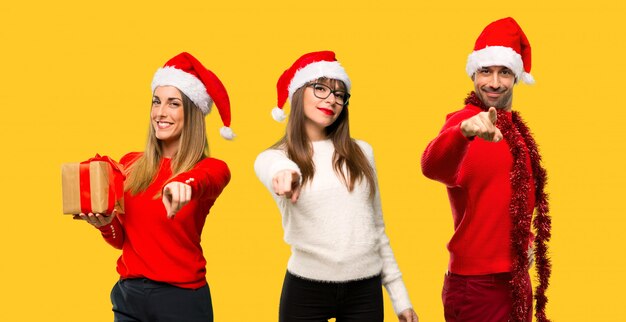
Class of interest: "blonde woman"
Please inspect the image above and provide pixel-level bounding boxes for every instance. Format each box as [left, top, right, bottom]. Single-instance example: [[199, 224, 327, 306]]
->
[[79, 52, 233, 322]]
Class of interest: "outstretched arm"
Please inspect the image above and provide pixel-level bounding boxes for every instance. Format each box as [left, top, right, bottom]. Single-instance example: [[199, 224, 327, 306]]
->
[[163, 158, 231, 218], [422, 107, 503, 186], [254, 149, 302, 203]]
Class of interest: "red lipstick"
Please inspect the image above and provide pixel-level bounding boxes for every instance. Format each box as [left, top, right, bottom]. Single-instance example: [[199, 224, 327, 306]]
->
[[317, 108, 334, 116]]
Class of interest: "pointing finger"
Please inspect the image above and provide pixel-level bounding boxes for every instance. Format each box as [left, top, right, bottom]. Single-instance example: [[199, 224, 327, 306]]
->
[[171, 184, 181, 216], [163, 186, 173, 217], [488, 107, 498, 124]]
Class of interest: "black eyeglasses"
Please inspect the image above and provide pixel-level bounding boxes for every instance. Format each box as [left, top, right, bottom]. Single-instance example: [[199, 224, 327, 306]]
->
[[307, 83, 350, 106]]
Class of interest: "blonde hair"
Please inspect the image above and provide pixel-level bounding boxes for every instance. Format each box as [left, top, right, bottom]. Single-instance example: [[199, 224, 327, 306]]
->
[[272, 78, 375, 195], [125, 88, 208, 195]]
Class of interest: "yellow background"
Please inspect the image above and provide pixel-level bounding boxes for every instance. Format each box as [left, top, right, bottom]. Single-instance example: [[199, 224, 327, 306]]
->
[[1, 0, 624, 321]]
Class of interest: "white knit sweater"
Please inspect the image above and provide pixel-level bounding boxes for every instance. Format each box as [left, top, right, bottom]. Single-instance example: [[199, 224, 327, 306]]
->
[[254, 139, 412, 314]]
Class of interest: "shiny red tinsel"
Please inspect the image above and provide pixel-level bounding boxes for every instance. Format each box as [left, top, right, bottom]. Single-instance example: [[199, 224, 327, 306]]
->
[[465, 92, 551, 322]]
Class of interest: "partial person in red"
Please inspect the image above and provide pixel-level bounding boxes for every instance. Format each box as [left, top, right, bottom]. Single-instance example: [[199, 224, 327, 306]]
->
[[77, 52, 234, 322], [421, 17, 551, 322]]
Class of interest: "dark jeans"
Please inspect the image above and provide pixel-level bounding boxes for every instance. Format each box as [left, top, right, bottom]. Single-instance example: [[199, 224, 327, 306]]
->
[[442, 271, 532, 322], [279, 271, 384, 322], [111, 278, 213, 322]]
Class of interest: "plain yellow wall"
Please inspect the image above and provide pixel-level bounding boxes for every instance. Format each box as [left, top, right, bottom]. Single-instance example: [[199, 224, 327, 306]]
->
[[1, 0, 624, 321]]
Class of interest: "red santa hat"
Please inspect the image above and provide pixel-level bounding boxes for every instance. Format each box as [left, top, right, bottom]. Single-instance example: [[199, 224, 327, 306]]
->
[[151, 52, 234, 139], [272, 51, 351, 121], [466, 17, 535, 84]]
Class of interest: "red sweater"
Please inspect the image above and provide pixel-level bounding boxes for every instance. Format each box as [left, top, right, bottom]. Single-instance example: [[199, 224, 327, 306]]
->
[[98, 152, 230, 288], [421, 104, 535, 275]]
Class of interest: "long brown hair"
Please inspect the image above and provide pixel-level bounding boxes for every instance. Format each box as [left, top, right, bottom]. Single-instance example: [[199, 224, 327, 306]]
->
[[125, 87, 209, 195], [272, 78, 375, 195]]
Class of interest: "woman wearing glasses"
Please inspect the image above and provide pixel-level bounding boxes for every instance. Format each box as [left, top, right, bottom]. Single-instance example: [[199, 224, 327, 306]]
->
[[254, 51, 418, 322]]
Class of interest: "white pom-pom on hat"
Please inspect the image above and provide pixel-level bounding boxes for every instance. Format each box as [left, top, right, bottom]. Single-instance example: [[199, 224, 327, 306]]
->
[[521, 72, 535, 85], [220, 126, 235, 140], [272, 107, 286, 122]]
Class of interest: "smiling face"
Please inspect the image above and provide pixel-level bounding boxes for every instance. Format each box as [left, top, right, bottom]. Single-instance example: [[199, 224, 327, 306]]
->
[[302, 79, 346, 141], [473, 65, 515, 111], [151, 86, 185, 155]]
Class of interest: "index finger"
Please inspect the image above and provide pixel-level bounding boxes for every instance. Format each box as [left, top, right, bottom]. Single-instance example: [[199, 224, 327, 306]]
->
[[488, 107, 498, 125], [162, 185, 178, 218]]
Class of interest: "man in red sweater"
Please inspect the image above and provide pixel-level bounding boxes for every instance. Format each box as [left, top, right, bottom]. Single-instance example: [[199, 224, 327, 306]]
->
[[421, 17, 551, 322]]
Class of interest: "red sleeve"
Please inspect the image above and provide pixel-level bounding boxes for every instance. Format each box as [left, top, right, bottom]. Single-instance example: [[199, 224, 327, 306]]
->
[[421, 108, 478, 186], [97, 216, 124, 249], [166, 158, 231, 200]]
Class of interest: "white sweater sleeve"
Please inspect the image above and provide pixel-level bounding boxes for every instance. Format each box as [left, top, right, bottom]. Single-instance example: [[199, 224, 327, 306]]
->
[[359, 141, 413, 315], [254, 148, 301, 193]]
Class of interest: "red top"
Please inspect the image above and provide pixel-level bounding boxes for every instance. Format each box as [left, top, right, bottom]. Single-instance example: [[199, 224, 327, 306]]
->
[[421, 104, 535, 275], [98, 152, 230, 288]]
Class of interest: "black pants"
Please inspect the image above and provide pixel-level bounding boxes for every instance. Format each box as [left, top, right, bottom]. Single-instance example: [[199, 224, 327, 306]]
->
[[111, 278, 213, 322], [279, 271, 384, 322]]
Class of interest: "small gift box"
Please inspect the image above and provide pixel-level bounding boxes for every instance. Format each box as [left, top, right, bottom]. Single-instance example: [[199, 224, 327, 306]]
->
[[61, 154, 125, 215]]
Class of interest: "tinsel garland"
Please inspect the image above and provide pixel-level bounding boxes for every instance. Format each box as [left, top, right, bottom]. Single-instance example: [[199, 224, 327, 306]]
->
[[465, 92, 551, 322]]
